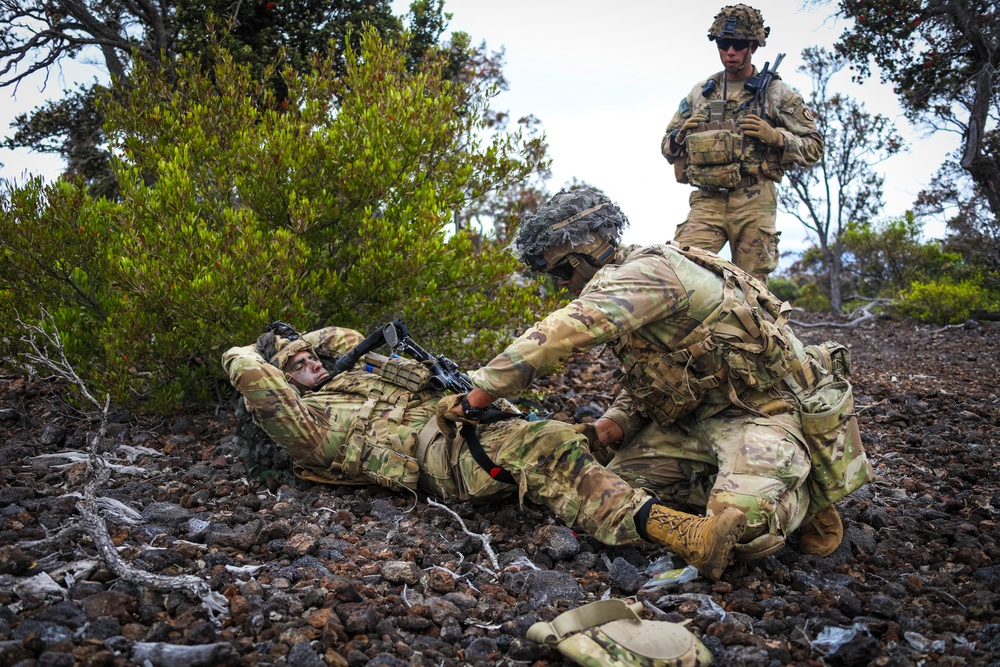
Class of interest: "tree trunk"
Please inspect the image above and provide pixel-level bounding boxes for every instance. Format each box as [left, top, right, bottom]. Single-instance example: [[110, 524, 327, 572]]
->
[[828, 246, 843, 315]]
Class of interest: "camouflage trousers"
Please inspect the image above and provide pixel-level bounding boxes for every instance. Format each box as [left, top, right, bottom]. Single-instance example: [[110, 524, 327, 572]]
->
[[673, 179, 779, 283], [607, 408, 812, 558], [420, 418, 652, 547]]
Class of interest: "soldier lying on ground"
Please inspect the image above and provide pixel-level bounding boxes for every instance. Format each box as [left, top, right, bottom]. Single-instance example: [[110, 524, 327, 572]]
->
[[448, 188, 874, 580], [223, 324, 746, 580]]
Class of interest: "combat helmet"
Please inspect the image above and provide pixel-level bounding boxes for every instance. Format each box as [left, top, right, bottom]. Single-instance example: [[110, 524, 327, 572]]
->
[[708, 4, 769, 47], [256, 329, 316, 372], [512, 188, 628, 274]]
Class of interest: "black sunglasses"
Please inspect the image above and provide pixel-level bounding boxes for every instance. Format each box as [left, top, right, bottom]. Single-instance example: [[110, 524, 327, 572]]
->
[[717, 38, 750, 51], [548, 258, 577, 281]]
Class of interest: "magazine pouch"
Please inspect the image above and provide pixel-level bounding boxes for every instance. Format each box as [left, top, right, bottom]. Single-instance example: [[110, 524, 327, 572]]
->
[[798, 378, 874, 510]]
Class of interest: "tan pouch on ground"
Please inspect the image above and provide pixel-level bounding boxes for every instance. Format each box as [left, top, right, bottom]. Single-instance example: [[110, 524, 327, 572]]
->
[[527, 599, 713, 667]]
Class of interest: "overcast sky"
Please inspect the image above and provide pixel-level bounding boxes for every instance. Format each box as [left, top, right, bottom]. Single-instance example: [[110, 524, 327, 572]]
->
[[2, 0, 957, 266]]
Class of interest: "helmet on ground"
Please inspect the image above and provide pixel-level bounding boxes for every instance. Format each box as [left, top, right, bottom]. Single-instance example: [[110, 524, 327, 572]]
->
[[708, 4, 769, 47], [512, 188, 628, 273]]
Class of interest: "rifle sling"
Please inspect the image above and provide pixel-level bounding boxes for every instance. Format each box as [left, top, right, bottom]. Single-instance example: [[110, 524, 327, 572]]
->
[[461, 419, 518, 485]]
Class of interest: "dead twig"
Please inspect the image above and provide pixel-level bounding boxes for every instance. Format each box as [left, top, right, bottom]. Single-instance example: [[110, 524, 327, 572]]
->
[[426, 498, 500, 572], [791, 298, 891, 328], [14, 309, 229, 623]]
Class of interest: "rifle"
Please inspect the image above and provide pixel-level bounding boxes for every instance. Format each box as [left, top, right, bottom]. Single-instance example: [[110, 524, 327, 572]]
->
[[307, 319, 472, 394], [744, 52, 785, 119], [380, 320, 474, 394]]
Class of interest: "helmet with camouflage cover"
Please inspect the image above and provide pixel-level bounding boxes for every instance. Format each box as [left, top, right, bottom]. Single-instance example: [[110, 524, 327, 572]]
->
[[512, 188, 628, 274], [256, 330, 316, 372], [708, 4, 769, 47]]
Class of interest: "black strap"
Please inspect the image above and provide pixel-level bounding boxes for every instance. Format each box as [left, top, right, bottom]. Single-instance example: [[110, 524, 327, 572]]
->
[[461, 423, 516, 485]]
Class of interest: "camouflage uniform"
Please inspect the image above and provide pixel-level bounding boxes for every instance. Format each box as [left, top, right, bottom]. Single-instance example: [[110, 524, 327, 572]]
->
[[472, 242, 863, 557], [223, 326, 652, 546], [661, 6, 823, 283]]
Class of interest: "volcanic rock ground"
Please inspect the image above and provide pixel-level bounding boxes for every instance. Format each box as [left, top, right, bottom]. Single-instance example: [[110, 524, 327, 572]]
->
[[0, 317, 998, 666]]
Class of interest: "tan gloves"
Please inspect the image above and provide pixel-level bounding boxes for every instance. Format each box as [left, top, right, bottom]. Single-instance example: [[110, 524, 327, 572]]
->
[[676, 112, 709, 146], [570, 423, 601, 450], [741, 114, 784, 147], [435, 394, 478, 442]]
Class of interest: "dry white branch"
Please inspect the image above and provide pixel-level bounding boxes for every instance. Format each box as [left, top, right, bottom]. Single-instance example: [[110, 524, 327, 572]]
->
[[426, 498, 500, 571], [14, 309, 229, 623], [33, 451, 152, 477], [130, 641, 240, 666], [791, 298, 891, 329]]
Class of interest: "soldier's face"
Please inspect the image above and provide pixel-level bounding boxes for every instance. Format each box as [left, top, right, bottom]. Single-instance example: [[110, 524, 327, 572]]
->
[[551, 254, 598, 296], [718, 40, 755, 76], [284, 350, 329, 391]]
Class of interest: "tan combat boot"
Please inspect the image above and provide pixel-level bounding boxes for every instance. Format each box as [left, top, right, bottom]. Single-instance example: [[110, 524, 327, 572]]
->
[[645, 505, 747, 581], [798, 505, 843, 557]]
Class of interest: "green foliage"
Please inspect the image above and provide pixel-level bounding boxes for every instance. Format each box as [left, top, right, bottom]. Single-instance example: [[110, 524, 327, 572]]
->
[[830, 0, 1000, 228], [842, 212, 964, 297], [793, 283, 831, 313], [0, 177, 114, 373], [895, 278, 1000, 325], [1, 30, 555, 410], [767, 277, 800, 303]]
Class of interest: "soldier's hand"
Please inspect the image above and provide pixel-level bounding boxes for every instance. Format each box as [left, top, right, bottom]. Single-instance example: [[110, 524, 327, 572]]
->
[[676, 112, 709, 145], [570, 423, 602, 451], [594, 417, 624, 446], [740, 114, 784, 147]]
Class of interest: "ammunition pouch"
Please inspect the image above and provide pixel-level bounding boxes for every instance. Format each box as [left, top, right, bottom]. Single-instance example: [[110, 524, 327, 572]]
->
[[685, 126, 744, 190], [795, 376, 874, 511], [686, 129, 741, 165], [685, 162, 743, 190], [611, 337, 722, 426], [527, 599, 713, 667], [341, 436, 420, 493], [363, 352, 433, 392], [789, 344, 873, 510]]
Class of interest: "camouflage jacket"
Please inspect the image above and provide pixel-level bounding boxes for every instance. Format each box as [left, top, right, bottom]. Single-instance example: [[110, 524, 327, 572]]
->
[[661, 68, 822, 179], [223, 327, 442, 490], [470, 244, 808, 441]]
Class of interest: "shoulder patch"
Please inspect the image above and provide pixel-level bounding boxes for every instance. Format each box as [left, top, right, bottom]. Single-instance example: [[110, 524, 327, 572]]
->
[[679, 98, 691, 118], [801, 107, 815, 122]]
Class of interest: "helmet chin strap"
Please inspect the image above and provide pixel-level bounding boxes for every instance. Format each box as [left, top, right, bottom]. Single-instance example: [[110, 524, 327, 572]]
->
[[723, 47, 753, 83]]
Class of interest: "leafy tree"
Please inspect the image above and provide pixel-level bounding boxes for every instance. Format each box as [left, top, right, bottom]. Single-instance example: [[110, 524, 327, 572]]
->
[[1, 0, 463, 195], [915, 144, 1000, 290], [841, 211, 964, 297], [778, 46, 903, 313], [1, 31, 557, 410], [814, 0, 1000, 248]]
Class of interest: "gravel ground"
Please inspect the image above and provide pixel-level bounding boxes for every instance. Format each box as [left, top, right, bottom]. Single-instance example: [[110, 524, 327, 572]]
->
[[0, 316, 998, 666]]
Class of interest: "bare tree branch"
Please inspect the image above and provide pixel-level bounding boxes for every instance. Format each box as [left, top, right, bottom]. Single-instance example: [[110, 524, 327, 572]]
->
[[14, 308, 230, 623]]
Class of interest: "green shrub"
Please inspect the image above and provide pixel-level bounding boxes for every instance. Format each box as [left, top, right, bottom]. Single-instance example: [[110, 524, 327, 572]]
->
[[793, 282, 831, 312], [767, 276, 800, 303], [843, 213, 964, 297], [895, 278, 1000, 325], [1, 30, 558, 410]]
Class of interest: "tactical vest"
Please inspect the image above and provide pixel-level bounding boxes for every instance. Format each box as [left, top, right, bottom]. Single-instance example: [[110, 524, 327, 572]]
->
[[290, 369, 445, 493], [609, 244, 801, 426], [684, 73, 784, 190]]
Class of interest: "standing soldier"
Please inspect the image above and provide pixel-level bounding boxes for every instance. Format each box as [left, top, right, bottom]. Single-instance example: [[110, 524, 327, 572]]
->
[[661, 4, 823, 284]]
